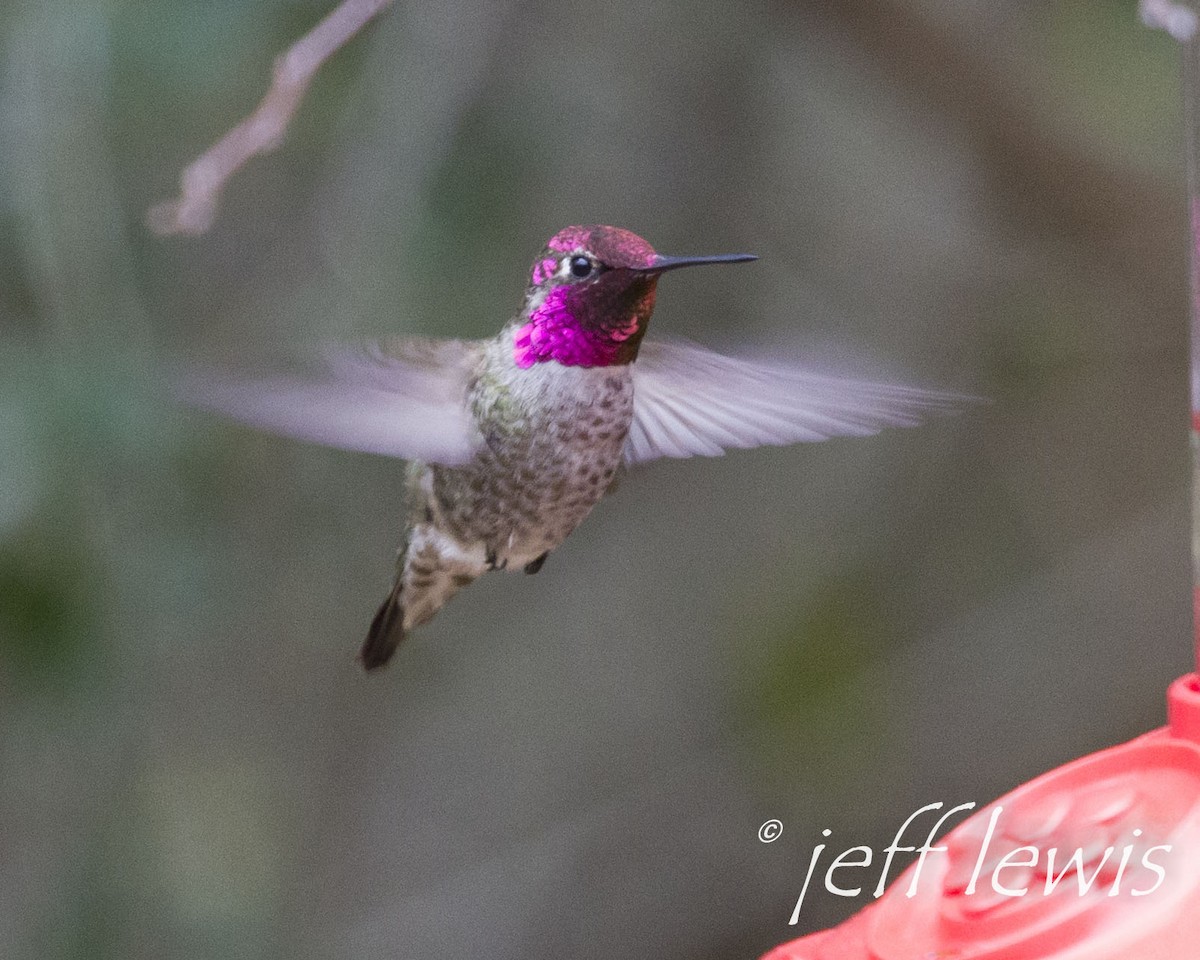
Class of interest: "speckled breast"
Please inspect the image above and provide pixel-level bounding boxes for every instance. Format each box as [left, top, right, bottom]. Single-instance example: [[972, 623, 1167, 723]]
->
[[430, 348, 635, 567]]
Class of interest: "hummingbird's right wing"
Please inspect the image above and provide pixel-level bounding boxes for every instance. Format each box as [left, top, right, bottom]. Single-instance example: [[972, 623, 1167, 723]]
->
[[625, 339, 971, 465], [177, 338, 484, 466]]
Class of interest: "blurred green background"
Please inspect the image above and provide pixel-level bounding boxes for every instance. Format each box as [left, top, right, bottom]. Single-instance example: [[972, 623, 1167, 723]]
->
[[0, 1, 1192, 957]]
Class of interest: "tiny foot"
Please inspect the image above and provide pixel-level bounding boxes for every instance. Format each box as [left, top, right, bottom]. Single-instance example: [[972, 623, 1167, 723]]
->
[[523, 552, 549, 575]]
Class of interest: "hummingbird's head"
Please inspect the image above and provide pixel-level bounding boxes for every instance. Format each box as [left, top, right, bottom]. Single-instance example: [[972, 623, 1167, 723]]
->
[[514, 225, 756, 369]]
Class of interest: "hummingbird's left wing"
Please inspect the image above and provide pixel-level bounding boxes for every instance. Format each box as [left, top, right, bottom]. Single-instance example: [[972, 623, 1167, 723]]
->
[[176, 338, 484, 466], [624, 339, 971, 465]]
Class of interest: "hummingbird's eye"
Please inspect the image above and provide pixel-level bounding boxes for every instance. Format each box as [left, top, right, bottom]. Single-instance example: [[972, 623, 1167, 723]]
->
[[568, 255, 594, 279]]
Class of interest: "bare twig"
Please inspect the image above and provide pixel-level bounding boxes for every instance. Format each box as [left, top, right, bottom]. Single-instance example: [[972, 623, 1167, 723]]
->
[[147, 0, 395, 236]]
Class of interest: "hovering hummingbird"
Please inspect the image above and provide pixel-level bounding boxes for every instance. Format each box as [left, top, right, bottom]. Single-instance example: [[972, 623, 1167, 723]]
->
[[186, 225, 964, 670]]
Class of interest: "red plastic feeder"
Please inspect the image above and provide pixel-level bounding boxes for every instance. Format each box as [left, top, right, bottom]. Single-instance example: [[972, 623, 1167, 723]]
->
[[762, 5, 1200, 956], [763, 677, 1200, 960]]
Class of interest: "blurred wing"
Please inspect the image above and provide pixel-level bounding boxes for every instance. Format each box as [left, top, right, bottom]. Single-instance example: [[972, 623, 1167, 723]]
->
[[177, 338, 483, 466], [625, 339, 972, 465]]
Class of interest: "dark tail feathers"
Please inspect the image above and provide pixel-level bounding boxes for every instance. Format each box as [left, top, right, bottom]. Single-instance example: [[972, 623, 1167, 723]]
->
[[360, 586, 405, 671]]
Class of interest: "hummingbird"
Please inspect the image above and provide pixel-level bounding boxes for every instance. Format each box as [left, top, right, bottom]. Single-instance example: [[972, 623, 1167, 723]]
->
[[185, 225, 964, 670]]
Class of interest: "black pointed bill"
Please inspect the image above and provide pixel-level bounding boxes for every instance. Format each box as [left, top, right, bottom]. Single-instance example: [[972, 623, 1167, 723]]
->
[[641, 252, 758, 273]]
